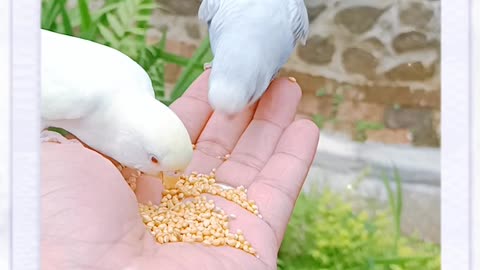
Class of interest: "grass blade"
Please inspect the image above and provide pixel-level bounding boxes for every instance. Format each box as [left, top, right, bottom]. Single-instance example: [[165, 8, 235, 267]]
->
[[381, 171, 398, 254], [106, 13, 125, 37], [169, 37, 211, 102], [42, 0, 61, 29], [393, 167, 403, 253], [127, 28, 147, 36], [98, 24, 120, 47], [78, 0, 92, 35], [92, 3, 120, 20], [59, 2, 73, 35], [153, 29, 167, 101]]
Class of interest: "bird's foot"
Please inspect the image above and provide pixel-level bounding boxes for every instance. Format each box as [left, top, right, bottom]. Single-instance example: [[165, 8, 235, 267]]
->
[[117, 165, 141, 191], [203, 62, 212, 70], [40, 130, 76, 144]]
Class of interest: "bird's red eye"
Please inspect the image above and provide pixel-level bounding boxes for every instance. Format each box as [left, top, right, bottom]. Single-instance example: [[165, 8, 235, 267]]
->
[[151, 156, 158, 164]]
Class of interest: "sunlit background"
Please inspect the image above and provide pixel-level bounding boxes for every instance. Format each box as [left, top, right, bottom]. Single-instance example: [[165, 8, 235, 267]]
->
[[41, 0, 441, 269]]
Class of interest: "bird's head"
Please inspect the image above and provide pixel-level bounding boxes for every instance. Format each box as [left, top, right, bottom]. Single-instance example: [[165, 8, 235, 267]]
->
[[106, 95, 193, 179]]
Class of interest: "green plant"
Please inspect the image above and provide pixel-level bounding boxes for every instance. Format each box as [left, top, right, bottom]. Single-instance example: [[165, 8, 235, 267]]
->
[[278, 170, 440, 270], [355, 120, 385, 142], [312, 114, 327, 129], [316, 88, 327, 97], [41, 0, 212, 104], [311, 90, 345, 130], [332, 93, 344, 111]]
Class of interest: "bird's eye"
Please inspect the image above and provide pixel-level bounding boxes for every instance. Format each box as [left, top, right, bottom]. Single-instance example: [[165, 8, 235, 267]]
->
[[150, 156, 159, 164]]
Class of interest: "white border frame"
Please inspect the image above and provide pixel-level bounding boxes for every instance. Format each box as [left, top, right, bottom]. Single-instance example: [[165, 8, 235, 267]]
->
[[9, 0, 41, 269], [0, 0, 12, 269], [0, 0, 478, 269], [472, 0, 480, 268], [442, 0, 474, 269]]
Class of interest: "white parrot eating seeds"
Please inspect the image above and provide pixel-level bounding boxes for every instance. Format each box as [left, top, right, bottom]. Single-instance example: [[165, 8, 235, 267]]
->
[[198, 0, 309, 114], [40, 30, 193, 185]]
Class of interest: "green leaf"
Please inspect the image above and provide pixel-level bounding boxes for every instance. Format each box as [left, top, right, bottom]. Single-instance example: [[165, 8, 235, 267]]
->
[[316, 88, 327, 97], [78, 0, 93, 38], [115, 3, 130, 27], [134, 15, 153, 22], [138, 3, 160, 10], [106, 13, 125, 37], [42, 0, 62, 29], [98, 24, 120, 47], [170, 37, 211, 102], [312, 114, 326, 129], [47, 127, 70, 136], [60, 4, 73, 35], [93, 3, 120, 19], [127, 28, 147, 36], [125, 0, 136, 16]]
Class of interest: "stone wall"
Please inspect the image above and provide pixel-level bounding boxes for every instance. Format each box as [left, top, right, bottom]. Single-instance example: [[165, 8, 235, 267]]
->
[[149, 0, 441, 147]]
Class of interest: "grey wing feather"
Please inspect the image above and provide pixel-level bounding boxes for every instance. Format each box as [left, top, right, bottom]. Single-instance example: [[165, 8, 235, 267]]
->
[[288, 0, 309, 45]]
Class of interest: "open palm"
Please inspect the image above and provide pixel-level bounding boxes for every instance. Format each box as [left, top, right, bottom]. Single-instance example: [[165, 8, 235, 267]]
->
[[41, 70, 319, 270]]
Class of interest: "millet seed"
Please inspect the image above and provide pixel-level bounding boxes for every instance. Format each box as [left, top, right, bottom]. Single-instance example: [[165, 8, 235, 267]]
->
[[138, 171, 261, 257]]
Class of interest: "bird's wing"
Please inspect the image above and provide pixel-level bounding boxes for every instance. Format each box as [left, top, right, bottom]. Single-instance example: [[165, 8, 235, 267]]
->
[[198, 0, 222, 23], [41, 30, 154, 121], [41, 72, 102, 121], [287, 0, 309, 45]]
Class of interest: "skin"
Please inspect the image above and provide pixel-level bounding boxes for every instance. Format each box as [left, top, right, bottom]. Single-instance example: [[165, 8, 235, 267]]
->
[[41, 70, 320, 270]]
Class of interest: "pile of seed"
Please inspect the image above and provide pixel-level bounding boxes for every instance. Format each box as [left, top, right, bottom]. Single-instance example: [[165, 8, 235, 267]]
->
[[138, 171, 260, 257]]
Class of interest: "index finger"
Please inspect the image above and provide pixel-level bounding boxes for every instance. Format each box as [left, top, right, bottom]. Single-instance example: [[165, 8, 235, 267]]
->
[[136, 71, 213, 203], [169, 70, 213, 143]]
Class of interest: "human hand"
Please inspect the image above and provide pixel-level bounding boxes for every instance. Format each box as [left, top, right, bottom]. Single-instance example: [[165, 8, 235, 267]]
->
[[41, 70, 319, 270]]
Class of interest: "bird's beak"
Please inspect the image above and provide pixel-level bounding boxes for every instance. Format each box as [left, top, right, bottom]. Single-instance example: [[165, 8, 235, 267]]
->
[[161, 170, 183, 189]]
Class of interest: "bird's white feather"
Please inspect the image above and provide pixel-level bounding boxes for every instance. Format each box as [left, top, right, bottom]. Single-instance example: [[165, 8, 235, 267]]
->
[[41, 30, 193, 175], [41, 30, 154, 123]]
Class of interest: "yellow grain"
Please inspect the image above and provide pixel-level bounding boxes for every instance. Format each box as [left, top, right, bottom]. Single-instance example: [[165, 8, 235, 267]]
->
[[138, 171, 261, 257]]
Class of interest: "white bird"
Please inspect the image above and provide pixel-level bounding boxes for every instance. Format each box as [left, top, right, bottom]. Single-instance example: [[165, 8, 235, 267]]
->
[[198, 0, 309, 114], [40, 29, 193, 179]]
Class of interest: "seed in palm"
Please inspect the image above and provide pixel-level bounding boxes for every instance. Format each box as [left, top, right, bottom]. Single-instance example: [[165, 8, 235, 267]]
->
[[138, 171, 261, 257]]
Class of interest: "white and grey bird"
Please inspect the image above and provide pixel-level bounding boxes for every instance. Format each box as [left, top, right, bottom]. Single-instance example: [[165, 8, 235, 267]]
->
[[198, 0, 309, 114], [40, 29, 193, 178]]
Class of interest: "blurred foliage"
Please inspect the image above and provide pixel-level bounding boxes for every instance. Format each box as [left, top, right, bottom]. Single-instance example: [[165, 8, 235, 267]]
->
[[278, 169, 440, 270], [312, 114, 327, 129], [41, 0, 212, 105], [355, 120, 385, 141]]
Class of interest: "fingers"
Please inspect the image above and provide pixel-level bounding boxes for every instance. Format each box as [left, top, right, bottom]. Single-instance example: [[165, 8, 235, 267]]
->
[[248, 119, 319, 248], [185, 103, 257, 175], [169, 70, 214, 143], [142, 70, 212, 203], [135, 176, 165, 204], [215, 78, 302, 187]]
